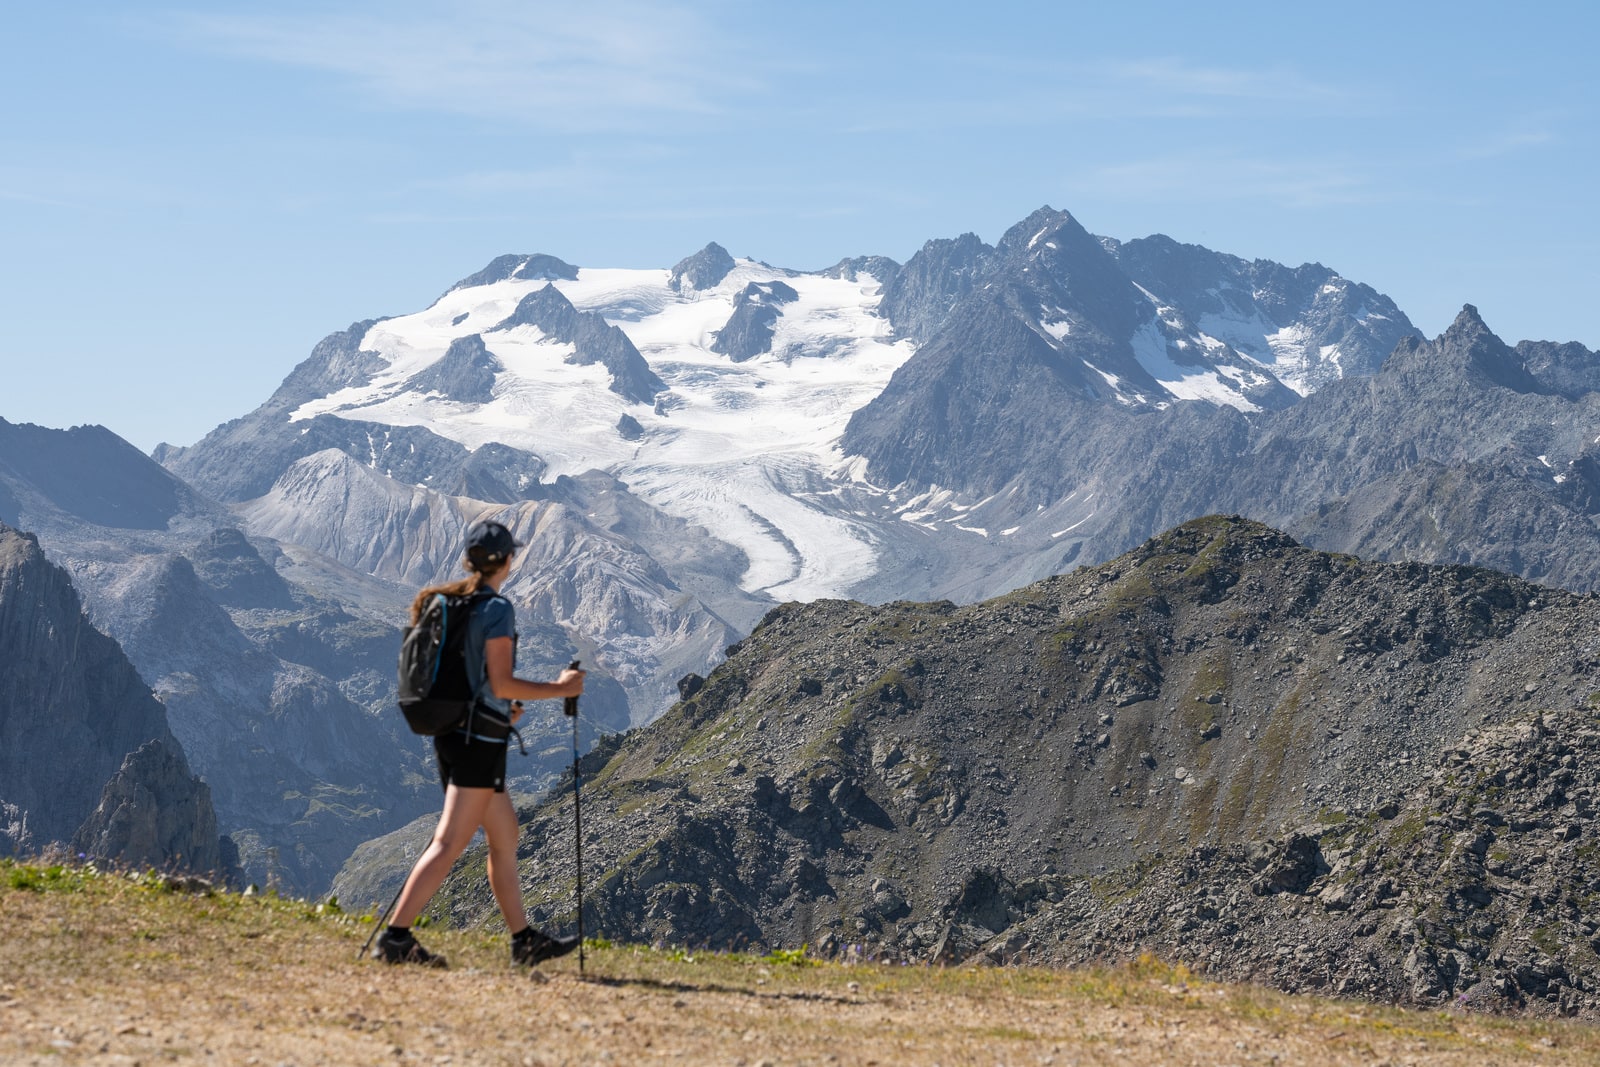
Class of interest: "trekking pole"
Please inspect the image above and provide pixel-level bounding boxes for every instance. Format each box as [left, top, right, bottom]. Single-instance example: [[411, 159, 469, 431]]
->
[[564, 659, 585, 975], [358, 882, 405, 961]]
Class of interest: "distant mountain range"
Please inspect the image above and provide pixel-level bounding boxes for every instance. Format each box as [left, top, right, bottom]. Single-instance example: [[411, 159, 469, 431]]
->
[[6, 204, 1600, 900]]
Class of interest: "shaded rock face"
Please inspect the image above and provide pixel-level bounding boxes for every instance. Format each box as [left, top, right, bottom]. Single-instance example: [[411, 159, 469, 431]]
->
[[1517, 339, 1600, 400], [72, 738, 231, 876], [268, 319, 388, 408], [0, 418, 192, 531], [0, 523, 227, 876], [845, 299, 1600, 607], [188, 528, 297, 610], [711, 281, 800, 362], [668, 242, 735, 293], [493, 285, 664, 404], [437, 516, 1600, 1021], [819, 255, 901, 284], [81, 545, 437, 892], [447, 252, 580, 294], [877, 231, 992, 343], [847, 206, 1413, 506], [404, 333, 501, 404]]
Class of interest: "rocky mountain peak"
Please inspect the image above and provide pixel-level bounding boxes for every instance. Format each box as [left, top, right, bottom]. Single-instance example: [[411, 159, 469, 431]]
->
[[1516, 338, 1600, 399], [878, 231, 996, 341], [711, 281, 801, 362], [669, 242, 736, 293], [819, 255, 902, 283], [492, 284, 662, 404], [402, 333, 501, 404], [0, 417, 198, 532], [492, 283, 580, 337], [1387, 305, 1540, 393], [994, 205, 1091, 259], [266, 319, 388, 410], [447, 253, 580, 294]]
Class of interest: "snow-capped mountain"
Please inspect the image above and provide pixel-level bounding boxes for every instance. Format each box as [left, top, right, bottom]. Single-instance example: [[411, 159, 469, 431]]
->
[[171, 208, 1414, 629], [284, 253, 911, 603]]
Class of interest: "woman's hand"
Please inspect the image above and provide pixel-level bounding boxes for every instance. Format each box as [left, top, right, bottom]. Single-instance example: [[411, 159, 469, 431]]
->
[[556, 667, 585, 697], [509, 700, 525, 724]]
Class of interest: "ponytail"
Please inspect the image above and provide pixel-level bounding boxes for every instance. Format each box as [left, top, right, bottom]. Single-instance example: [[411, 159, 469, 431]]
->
[[408, 567, 487, 625]]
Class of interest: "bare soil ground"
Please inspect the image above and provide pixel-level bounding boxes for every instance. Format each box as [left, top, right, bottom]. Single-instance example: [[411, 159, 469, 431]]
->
[[4, 861, 1598, 1066]]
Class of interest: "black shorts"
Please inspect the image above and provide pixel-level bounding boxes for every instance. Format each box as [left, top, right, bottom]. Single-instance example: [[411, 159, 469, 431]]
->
[[434, 732, 508, 792]]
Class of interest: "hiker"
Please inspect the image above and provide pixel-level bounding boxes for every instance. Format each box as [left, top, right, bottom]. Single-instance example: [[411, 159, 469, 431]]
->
[[374, 520, 586, 969]]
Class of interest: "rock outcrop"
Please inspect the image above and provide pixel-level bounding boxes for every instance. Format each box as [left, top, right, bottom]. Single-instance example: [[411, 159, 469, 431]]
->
[[72, 738, 232, 875], [0, 522, 230, 877]]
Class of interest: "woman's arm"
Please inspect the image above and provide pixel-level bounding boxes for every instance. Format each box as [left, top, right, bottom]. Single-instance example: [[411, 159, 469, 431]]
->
[[484, 636, 584, 701]]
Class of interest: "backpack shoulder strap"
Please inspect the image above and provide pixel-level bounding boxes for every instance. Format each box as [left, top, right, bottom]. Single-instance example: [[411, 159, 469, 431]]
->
[[462, 589, 512, 708]]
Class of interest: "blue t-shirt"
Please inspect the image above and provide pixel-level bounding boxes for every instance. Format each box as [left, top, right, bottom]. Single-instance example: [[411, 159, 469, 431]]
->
[[464, 593, 516, 719]]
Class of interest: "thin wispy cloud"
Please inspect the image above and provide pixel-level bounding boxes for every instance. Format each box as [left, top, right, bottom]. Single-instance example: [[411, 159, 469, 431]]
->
[[1110, 58, 1355, 106], [1455, 128, 1556, 161], [837, 54, 1367, 135], [158, 0, 756, 130], [1083, 153, 1379, 209], [0, 187, 73, 209]]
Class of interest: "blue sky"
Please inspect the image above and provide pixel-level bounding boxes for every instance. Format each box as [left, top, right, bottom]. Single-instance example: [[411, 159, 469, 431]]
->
[[3, 1, 1596, 451]]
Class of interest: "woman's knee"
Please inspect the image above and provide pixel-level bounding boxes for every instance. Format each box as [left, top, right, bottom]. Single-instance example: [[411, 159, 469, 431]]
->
[[429, 826, 476, 857]]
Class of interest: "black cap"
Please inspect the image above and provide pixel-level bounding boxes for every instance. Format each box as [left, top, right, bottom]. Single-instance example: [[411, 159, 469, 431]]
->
[[465, 520, 521, 570]]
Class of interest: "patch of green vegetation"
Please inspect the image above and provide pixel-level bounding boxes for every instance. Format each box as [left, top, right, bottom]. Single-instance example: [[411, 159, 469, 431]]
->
[[1088, 855, 1165, 905], [1220, 773, 1254, 836], [1189, 657, 1232, 705], [7, 862, 88, 892], [1387, 812, 1428, 849], [975, 1026, 1040, 1041], [1186, 775, 1221, 838], [616, 796, 652, 819], [763, 944, 820, 967]]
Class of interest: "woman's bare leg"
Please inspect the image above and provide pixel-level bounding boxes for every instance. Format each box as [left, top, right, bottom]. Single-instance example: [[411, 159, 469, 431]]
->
[[390, 785, 493, 927], [482, 789, 530, 934]]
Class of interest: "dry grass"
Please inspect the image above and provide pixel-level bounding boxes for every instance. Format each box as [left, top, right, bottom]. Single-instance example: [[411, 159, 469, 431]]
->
[[4, 859, 1598, 1066]]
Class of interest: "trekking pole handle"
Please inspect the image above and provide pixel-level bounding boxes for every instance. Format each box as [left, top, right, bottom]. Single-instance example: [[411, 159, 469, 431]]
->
[[563, 660, 581, 717]]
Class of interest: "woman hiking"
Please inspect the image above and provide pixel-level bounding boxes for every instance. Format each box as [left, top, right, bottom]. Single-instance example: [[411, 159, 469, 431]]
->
[[375, 519, 586, 969]]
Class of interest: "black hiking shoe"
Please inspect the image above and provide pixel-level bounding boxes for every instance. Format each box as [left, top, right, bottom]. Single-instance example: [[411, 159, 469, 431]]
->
[[373, 928, 448, 968], [511, 928, 579, 967]]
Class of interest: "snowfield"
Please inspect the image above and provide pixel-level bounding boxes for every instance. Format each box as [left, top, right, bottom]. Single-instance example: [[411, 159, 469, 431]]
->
[[290, 262, 913, 601]]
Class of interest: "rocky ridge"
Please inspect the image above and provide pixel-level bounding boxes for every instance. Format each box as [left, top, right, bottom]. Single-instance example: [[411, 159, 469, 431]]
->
[[421, 516, 1600, 1016]]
